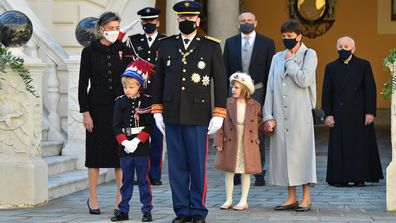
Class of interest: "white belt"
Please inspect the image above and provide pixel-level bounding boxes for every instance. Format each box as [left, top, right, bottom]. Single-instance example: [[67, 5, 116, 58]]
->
[[123, 126, 145, 136], [254, 82, 264, 90]]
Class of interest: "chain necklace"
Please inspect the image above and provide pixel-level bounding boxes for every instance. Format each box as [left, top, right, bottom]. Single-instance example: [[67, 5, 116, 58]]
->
[[178, 48, 195, 64]]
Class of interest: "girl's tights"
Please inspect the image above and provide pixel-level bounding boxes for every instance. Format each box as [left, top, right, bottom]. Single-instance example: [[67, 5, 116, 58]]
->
[[224, 172, 251, 206]]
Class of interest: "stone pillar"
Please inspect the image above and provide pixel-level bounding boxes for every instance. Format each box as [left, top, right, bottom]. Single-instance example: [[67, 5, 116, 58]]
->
[[62, 55, 86, 169], [207, 0, 240, 48], [166, 0, 179, 35], [0, 49, 47, 208], [387, 61, 396, 211]]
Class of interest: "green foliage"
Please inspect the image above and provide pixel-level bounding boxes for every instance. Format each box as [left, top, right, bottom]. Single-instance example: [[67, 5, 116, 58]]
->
[[382, 49, 396, 100], [0, 43, 38, 97]]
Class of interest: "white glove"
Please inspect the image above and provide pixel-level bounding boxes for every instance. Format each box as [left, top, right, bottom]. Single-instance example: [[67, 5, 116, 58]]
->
[[121, 140, 135, 154], [120, 19, 140, 33], [129, 137, 140, 153], [153, 113, 165, 135], [207, 116, 224, 135]]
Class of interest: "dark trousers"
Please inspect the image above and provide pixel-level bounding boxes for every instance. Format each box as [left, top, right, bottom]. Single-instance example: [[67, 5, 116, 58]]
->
[[149, 125, 163, 182], [165, 124, 208, 218], [251, 87, 266, 177], [119, 156, 153, 214]]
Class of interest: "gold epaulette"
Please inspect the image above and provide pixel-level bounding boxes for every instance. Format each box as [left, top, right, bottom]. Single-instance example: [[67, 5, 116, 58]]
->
[[205, 35, 221, 43], [159, 35, 176, 41]]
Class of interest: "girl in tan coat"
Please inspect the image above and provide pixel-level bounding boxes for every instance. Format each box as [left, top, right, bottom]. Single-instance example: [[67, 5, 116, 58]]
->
[[214, 72, 263, 211]]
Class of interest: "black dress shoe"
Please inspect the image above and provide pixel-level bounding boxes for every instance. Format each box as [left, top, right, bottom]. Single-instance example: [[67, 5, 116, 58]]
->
[[111, 211, 129, 222], [334, 183, 350, 187], [142, 211, 153, 222], [192, 217, 205, 223], [234, 174, 241, 185], [114, 209, 120, 216], [172, 215, 192, 223], [274, 201, 299, 210], [151, 180, 163, 186], [87, 199, 101, 215], [353, 181, 366, 187], [254, 177, 266, 186]]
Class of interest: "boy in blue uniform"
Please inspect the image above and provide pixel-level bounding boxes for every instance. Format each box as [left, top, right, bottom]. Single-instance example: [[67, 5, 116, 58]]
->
[[111, 60, 155, 222]]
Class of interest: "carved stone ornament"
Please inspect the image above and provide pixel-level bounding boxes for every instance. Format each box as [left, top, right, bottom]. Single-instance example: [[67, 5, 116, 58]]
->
[[289, 0, 335, 39], [0, 68, 41, 157]]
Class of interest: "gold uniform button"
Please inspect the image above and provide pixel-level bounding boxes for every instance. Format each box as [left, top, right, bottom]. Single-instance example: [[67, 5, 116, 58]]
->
[[201, 100, 205, 103], [183, 69, 186, 72], [182, 87, 185, 90], [182, 78, 186, 81]]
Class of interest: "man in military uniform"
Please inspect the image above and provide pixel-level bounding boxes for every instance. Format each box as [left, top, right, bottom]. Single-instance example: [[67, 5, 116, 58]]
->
[[118, 7, 165, 186], [152, 1, 227, 223]]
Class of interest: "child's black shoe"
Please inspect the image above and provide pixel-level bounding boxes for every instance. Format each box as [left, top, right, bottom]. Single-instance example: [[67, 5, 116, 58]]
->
[[111, 211, 129, 222], [142, 211, 153, 222]]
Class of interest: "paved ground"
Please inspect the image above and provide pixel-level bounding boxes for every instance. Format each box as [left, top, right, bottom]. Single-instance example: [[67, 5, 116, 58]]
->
[[1, 126, 396, 222]]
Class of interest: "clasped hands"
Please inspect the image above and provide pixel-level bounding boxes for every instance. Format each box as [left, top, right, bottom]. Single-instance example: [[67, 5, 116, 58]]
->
[[121, 138, 141, 154]]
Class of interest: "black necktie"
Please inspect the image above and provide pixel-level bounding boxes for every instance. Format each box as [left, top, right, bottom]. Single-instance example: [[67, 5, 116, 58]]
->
[[184, 39, 190, 44], [148, 36, 152, 42]]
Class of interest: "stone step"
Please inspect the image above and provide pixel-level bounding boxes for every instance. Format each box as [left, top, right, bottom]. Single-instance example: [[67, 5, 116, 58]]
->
[[41, 140, 63, 157], [44, 155, 77, 177], [48, 169, 108, 200]]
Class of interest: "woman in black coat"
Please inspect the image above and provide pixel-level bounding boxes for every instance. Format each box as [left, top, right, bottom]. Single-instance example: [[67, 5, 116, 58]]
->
[[78, 12, 133, 214], [322, 36, 383, 187]]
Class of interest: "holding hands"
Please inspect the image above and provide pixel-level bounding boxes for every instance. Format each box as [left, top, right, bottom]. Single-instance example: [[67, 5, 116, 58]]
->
[[264, 119, 276, 133]]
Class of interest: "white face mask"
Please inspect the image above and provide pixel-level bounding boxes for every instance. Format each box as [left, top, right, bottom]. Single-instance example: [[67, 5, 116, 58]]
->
[[102, 30, 119, 43]]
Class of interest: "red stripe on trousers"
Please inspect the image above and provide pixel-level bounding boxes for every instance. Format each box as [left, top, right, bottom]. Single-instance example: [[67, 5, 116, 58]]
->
[[201, 135, 208, 207]]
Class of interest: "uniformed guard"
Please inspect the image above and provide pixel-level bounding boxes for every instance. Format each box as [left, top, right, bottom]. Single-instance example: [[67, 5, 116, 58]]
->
[[118, 7, 166, 186], [151, 1, 227, 223], [111, 60, 155, 222]]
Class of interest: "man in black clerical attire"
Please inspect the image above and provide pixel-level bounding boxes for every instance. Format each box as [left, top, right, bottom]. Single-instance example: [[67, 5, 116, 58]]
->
[[322, 36, 383, 187]]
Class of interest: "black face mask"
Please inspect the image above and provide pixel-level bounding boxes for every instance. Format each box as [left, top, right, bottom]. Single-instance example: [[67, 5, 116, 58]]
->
[[338, 49, 352, 61], [142, 23, 157, 34], [179, 20, 197, 35], [240, 23, 255, 34], [283, 38, 299, 50]]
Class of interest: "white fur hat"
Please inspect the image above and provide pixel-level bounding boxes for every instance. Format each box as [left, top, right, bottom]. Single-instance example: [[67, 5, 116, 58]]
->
[[229, 72, 255, 94]]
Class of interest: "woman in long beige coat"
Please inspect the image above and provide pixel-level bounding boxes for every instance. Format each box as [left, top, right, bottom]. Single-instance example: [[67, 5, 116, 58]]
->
[[214, 72, 262, 211], [263, 20, 317, 211]]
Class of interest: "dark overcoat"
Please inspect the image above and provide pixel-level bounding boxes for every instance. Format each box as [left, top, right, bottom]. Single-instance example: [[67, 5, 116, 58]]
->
[[78, 39, 133, 168], [214, 98, 262, 174], [322, 55, 383, 183]]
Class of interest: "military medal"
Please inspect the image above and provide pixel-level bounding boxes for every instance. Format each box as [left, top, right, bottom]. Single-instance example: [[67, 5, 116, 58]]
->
[[202, 75, 210, 86], [197, 60, 205, 70], [191, 73, 201, 83], [167, 56, 171, 66]]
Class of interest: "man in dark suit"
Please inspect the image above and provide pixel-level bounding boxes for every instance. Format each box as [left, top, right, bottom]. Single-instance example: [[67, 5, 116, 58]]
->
[[152, 1, 227, 222], [118, 7, 166, 186], [223, 11, 275, 186]]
